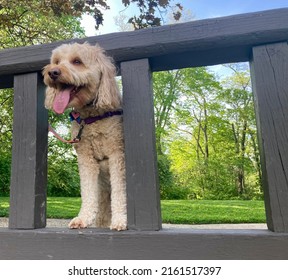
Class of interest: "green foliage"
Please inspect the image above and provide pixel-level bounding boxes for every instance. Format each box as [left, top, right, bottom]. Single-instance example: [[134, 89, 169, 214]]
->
[[153, 70, 183, 154], [0, 0, 85, 48], [153, 65, 262, 200], [158, 153, 190, 199], [0, 89, 13, 151], [0, 153, 10, 196], [0, 89, 13, 196], [0, 0, 182, 37], [47, 154, 80, 197]]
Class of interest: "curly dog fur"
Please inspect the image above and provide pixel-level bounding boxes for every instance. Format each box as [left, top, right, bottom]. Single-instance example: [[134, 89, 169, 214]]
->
[[43, 42, 127, 231]]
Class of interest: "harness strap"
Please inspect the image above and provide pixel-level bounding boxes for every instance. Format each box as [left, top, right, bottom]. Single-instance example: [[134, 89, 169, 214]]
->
[[69, 109, 123, 124], [49, 109, 123, 144], [48, 124, 81, 144]]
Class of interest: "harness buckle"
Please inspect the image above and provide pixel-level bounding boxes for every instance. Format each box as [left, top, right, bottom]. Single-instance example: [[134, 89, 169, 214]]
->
[[73, 124, 85, 142]]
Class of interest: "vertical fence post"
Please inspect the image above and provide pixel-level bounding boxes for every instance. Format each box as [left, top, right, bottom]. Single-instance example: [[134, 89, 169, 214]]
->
[[250, 42, 288, 232], [9, 72, 48, 229], [121, 59, 162, 230]]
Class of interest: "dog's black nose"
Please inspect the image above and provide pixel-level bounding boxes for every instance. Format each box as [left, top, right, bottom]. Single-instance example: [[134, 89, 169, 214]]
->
[[48, 68, 61, 80]]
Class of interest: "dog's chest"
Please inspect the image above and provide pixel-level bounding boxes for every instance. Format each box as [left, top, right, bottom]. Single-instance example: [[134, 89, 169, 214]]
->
[[91, 133, 107, 160], [72, 117, 123, 161], [72, 125, 111, 160]]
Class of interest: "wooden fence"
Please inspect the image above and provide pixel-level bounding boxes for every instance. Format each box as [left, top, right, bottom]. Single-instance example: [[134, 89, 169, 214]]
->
[[1, 8, 288, 259]]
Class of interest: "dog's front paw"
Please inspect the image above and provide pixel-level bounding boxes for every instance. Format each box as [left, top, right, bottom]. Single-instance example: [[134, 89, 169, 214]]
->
[[69, 217, 88, 229], [110, 222, 127, 231], [110, 217, 127, 231]]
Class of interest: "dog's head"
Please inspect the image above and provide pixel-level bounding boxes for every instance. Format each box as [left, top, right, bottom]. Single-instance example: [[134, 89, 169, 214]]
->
[[43, 42, 120, 114]]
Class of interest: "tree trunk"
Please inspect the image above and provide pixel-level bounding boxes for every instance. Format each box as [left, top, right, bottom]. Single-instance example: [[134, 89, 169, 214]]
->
[[232, 121, 247, 195], [250, 131, 263, 190]]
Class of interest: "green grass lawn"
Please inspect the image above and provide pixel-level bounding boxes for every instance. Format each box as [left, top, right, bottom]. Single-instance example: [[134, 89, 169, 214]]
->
[[161, 200, 266, 224], [0, 197, 266, 224]]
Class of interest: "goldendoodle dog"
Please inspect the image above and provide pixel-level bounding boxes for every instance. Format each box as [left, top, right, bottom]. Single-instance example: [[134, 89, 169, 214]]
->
[[43, 42, 127, 231]]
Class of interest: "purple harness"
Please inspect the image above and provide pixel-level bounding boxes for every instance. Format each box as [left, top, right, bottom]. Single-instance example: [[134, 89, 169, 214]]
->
[[69, 110, 123, 125]]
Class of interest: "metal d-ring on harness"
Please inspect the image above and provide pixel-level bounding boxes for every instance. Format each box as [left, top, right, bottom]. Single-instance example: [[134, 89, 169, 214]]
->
[[48, 109, 123, 144]]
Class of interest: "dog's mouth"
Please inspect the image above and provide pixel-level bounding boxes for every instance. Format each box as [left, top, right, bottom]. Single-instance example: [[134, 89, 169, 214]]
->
[[53, 84, 82, 114]]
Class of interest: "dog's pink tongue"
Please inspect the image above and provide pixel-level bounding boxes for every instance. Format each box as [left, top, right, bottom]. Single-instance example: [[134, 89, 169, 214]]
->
[[53, 87, 73, 114]]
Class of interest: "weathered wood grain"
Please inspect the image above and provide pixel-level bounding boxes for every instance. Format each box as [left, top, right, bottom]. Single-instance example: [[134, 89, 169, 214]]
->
[[121, 59, 162, 230], [1, 8, 288, 88], [1, 228, 288, 260], [9, 73, 48, 229], [250, 42, 288, 232]]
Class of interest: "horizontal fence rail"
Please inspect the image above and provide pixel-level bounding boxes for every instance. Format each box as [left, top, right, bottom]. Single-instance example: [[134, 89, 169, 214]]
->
[[1, 8, 288, 259], [1, 8, 288, 88]]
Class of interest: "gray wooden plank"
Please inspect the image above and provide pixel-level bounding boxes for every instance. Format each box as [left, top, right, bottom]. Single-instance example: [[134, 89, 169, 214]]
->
[[0, 228, 288, 260], [9, 73, 48, 229], [121, 59, 162, 231], [250, 42, 288, 232], [1, 8, 288, 82]]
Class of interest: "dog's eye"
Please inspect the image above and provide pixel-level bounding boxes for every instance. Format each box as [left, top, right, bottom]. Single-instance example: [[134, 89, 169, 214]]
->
[[54, 59, 59, 65], [72, 59, 82, 65]]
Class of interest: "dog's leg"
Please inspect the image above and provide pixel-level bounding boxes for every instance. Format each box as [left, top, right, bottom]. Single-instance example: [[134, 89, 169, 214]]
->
[[96, 186, 111, 228], [69, 151, 100, 229], [96, 163, 111, 228], [109, 152, 127, 231]]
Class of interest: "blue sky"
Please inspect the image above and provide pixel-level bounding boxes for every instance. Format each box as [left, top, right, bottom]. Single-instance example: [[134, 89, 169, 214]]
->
[[82, 0, 288, 35], [183, 0, 288, 20]]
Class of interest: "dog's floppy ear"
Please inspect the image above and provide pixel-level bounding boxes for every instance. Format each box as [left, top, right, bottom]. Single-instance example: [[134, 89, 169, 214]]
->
[[94, 45, 121, 110]]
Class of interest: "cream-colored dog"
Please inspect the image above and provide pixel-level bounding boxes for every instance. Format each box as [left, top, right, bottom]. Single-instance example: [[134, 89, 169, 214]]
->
[[43, 42, 127, 231]]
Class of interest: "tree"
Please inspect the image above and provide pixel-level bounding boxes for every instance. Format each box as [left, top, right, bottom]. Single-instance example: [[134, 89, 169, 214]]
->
[[158, 65, 262, 200], [169, 67, 226, 198], [153, 70, 184, 155], [114, 13, 134, 32], [219, 64, 262, 197], [153, 70, 186, 198], [123, 0, 183, 29], [0, 0, 85, 48], [0, 0, 183, 37], [0, 89, 12, 195]]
